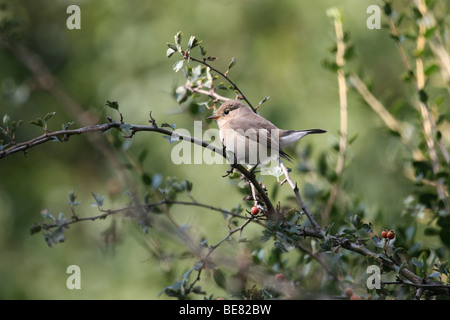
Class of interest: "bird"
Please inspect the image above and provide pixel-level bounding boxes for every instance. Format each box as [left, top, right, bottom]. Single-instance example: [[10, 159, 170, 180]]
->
[[207, 100, 326, 167]]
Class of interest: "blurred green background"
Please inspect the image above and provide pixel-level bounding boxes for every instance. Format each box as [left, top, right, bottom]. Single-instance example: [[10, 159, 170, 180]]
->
[[0, 0, 440, 299]]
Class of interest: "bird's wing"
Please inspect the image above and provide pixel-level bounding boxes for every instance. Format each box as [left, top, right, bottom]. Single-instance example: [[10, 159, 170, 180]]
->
[[226, 116, 293, 162]]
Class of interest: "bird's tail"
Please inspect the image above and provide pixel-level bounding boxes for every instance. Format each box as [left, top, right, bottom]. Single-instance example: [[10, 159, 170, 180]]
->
[[280, 129, 327, 149]]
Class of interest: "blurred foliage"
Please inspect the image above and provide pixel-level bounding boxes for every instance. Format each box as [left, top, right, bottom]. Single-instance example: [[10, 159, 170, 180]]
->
[[0, 0, 449, 300]]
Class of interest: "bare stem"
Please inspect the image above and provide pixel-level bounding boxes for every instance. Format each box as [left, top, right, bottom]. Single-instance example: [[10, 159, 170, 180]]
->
[[323, 11, 348, 225]]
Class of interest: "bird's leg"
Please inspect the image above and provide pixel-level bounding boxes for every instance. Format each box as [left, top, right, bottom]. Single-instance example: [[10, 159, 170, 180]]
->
[[222, 143, 238, 177]]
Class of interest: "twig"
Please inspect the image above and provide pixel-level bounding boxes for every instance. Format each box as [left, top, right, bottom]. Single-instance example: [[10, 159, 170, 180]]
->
[[185, 53, 256, 113], [42, 198, 254, 230], [279, 159, 321, 233], [184, 85, 230, 103], [187, 216, 255, 293]]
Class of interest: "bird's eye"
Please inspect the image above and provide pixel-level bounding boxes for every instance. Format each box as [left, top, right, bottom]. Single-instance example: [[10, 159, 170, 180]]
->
[[224, 109, 230, 115]]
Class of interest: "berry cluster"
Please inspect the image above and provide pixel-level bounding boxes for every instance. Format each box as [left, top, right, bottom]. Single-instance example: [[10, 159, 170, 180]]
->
[[381, 229, 395, 240]]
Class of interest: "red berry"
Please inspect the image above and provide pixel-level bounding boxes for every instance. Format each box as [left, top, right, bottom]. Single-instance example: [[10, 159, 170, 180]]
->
[[274, 273, 285, 282], [387, 230, 395, 240], [251, 206, 259, 215], [344, 287, 354, 297], [381, 230, 388, 238]]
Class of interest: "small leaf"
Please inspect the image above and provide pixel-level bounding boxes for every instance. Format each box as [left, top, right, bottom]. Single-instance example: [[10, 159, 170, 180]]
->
[[227, 57, 237, 71], [162, 135, 179, 144], [411, 257, 424, 268], [44, 112, 56, 122], [166, 47, 176, 58], [106, 100, 119, 110], [213, 269, 226, 289], [187, 36, 196, 51], [424, 64, 439, 76], [29, 118, 44, 128], [173, 60, 184, 72], [161, 123, 176, 130], [67, 191, 80, 207], [174, 31, 182, 50], [395, 261, 408, 275], [62, 121, 75, 131], [424, 227, 439, 236], [199, 45, 207, 56], [166, 43, 178, 51], [383, 2, 392, 16], [424, 26, 436, 38], [258, 96, 270, 106], [372, 236, 385, 248], [3, 114, 11, 128], [29, 223, 42, 235], [91, 193, 104, 207], [142, 173, 153, 186]]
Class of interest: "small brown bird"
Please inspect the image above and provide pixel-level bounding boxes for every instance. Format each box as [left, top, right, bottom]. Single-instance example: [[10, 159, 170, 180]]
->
[[208, 100, 326, 166]]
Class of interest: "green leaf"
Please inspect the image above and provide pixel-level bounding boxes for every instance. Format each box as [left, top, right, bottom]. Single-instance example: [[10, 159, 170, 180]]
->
[[344, 44, 356, 61], [29, 223, 42, 235], [29, 118, 44, 128], [258, 96, 270, 106], [174, 31, 182, 50], [424, 64, 439, 76], [3, 114, 11, 128], [161, 123, 176, 130], [142, 173, 153, 186], [106, 100, 119, 110], [424, 26, 436, 38], [274, 241, 288, 252], [62, 121, 75, 131], [213, 269, 226, 289], [322, 59, 339, 72], [44, 112, 56, 122], [395, 261, 408, 275], [424, 227, 439, 236], [199, 45, 207, 56], [411, 257, 424, 268], [187, 35, 200, 52], [67, 191, 80, 207], [418, 90, 428, 103], [227, 57, 237, 71], [91, 193, 104, 207], [372, 236, 384, 248], [167, 43, 178, 51], [383, 2, 392, 16]]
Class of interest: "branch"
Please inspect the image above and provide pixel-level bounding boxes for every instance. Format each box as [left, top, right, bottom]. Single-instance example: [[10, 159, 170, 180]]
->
[[1, 118, 279, 220]]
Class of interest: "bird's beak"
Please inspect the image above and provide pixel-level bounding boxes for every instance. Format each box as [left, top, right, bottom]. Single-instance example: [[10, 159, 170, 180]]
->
[[208, 114, 219, 120]]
